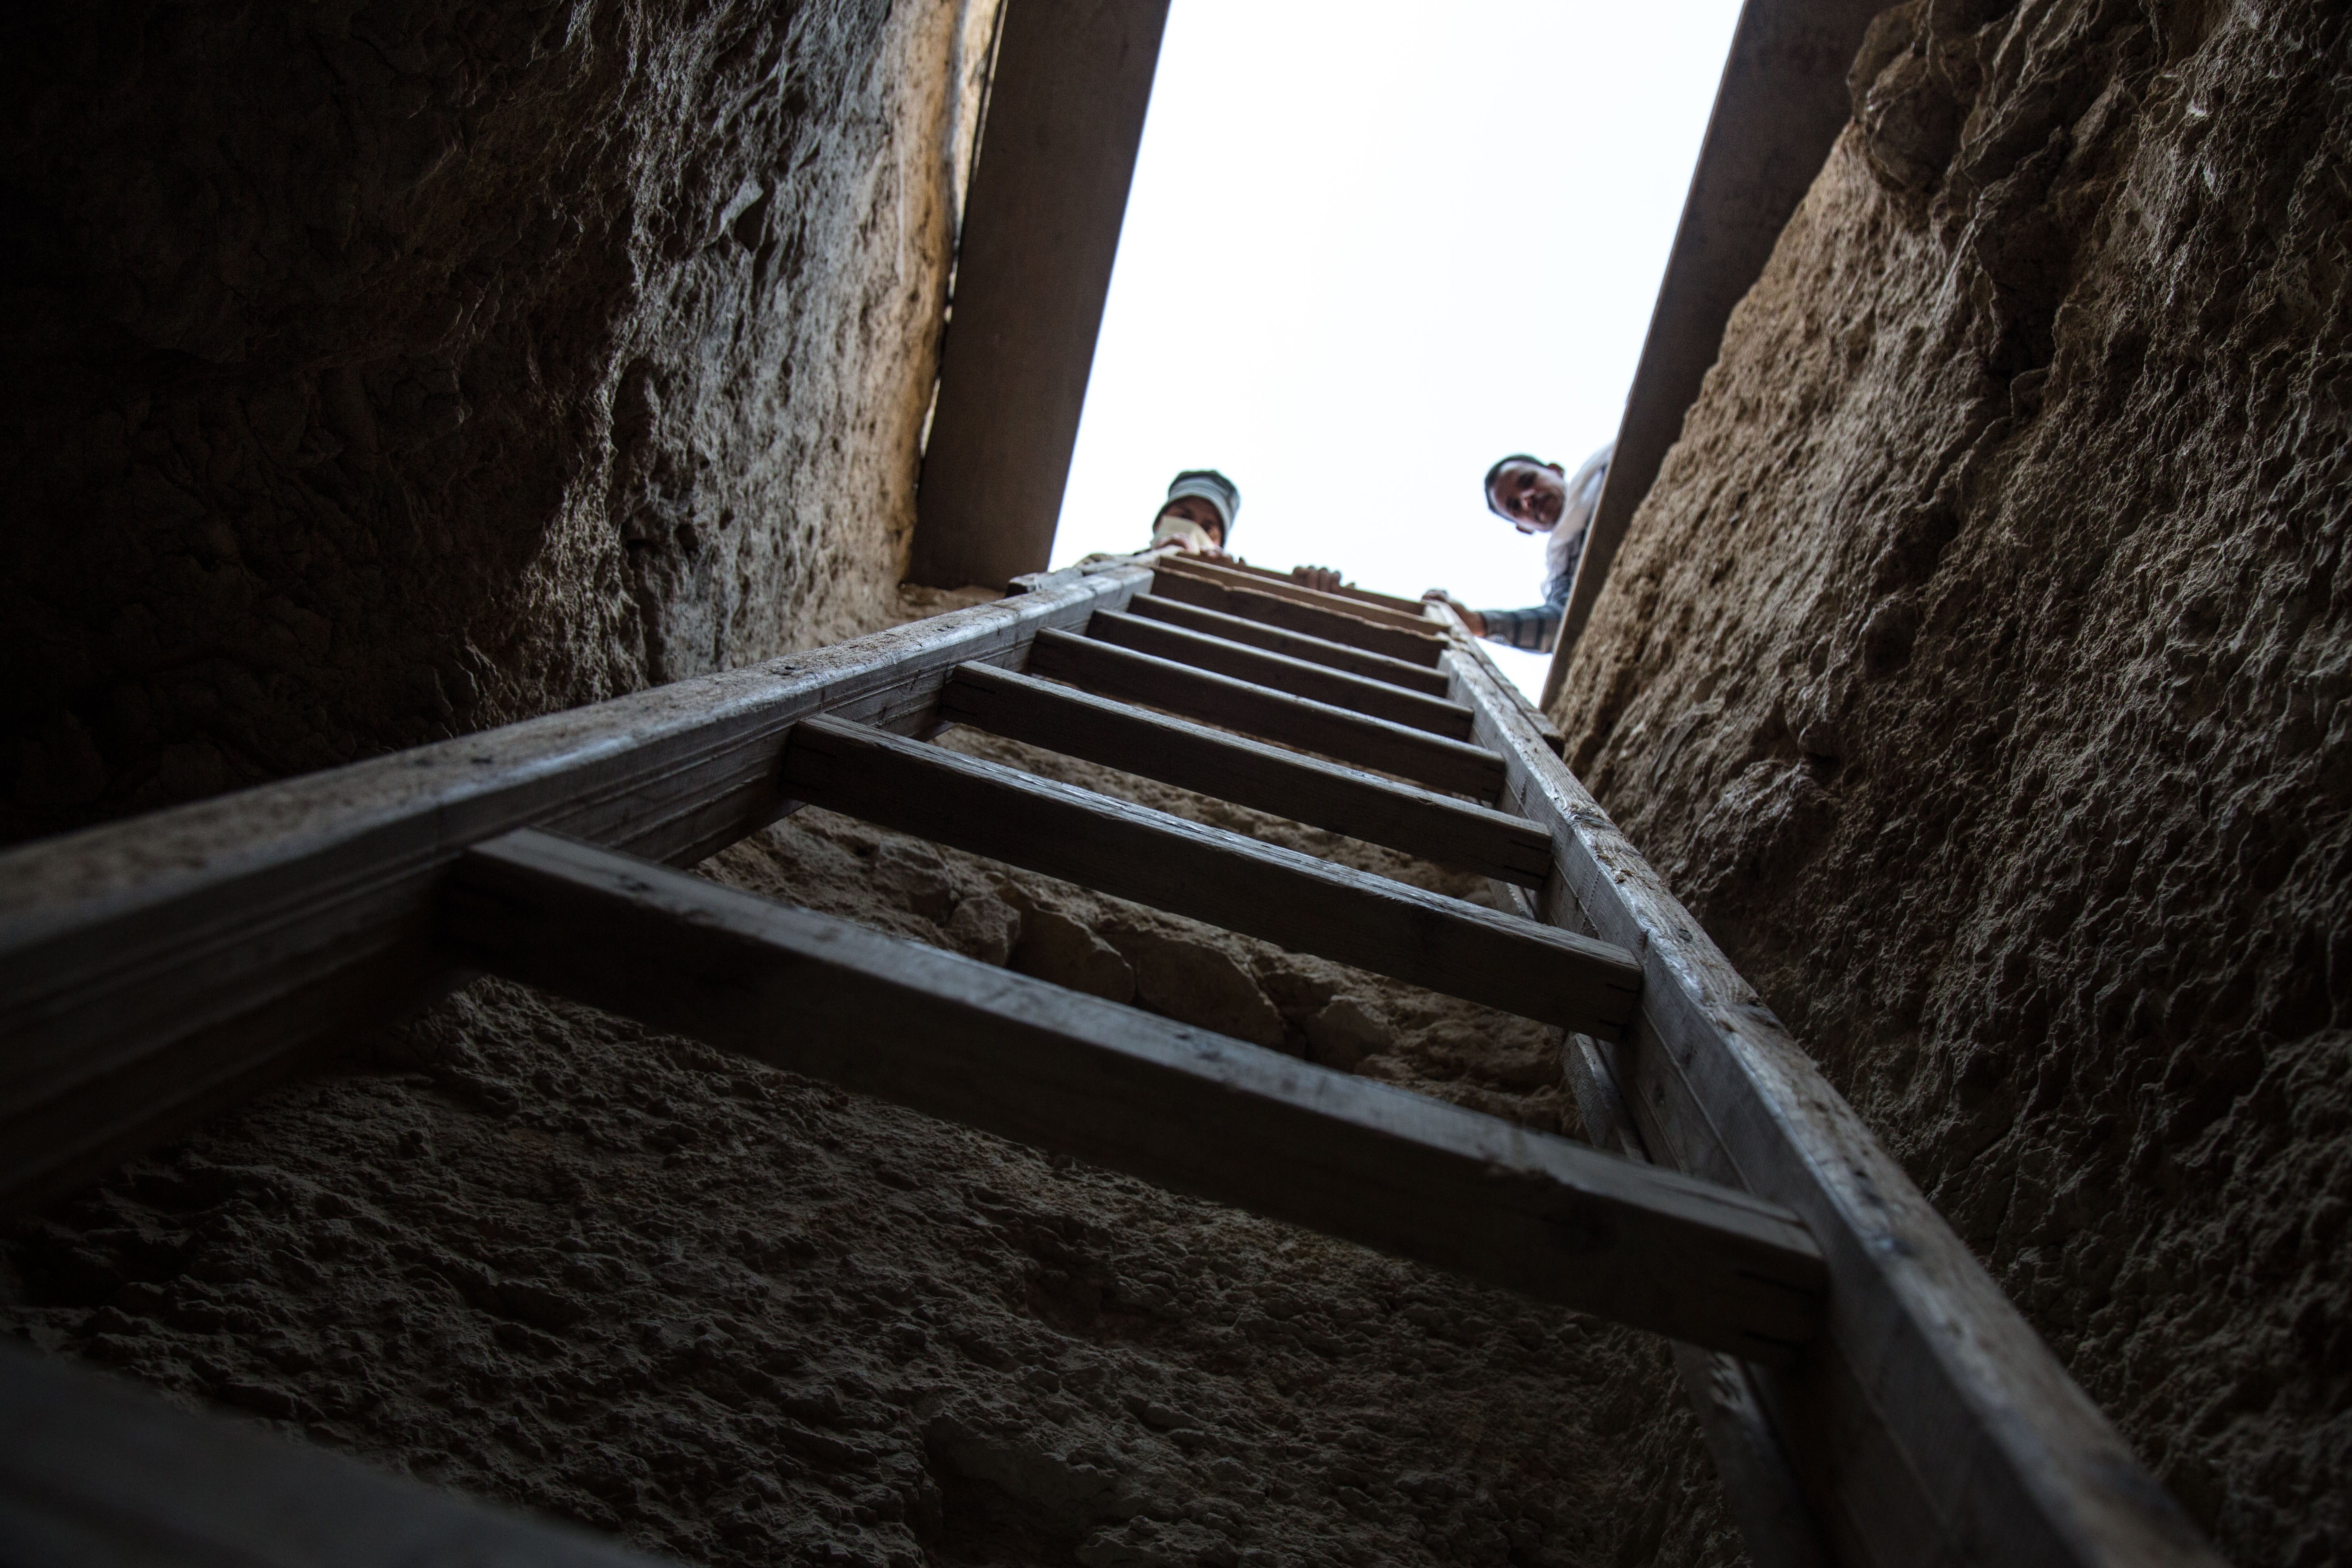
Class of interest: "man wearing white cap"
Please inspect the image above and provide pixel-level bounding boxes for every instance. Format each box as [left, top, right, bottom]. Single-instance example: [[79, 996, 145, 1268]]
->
[[1144, 469, 1356, 592], [1149, 468, 1241, 555]]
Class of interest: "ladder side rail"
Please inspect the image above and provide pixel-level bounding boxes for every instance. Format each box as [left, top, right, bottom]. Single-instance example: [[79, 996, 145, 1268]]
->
[[0, 561, 1156, 1209], [1126, 595, 1455, 695], [1025, 631, 1505, 798], [1146, 570, 1447, 666], [0, 1340, 661, 1567], [1543, 822, 1834, 1568], [447, 828, 1823, 1361], [938, 665, 1553, 885], [1431, 608, 2220, 1568], [1442, 639, 1571, 757], [1088, 610, 1477, 736], [780, 716, 1640, 1037]]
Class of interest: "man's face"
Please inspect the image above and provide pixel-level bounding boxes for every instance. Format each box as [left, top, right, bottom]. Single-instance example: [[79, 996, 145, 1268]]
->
[[1159, 497, 1226, 548], [1488, 461, 1567, 533]]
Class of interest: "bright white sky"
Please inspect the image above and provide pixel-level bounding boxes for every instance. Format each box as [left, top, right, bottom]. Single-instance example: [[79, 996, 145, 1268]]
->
[[1050, 0, 1744, 697]]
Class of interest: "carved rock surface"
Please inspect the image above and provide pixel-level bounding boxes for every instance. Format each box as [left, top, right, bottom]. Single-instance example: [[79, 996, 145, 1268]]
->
[[1122, 931, 1292, 1054], [1555, 1, 2352, 1561], [0, 0, 997, 844], [1013, 907, 1138, 1004], [1302, 996, 1395, 1074]]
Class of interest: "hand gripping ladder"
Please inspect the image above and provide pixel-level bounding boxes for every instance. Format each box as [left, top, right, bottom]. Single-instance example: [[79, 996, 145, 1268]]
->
[[0, 552, 2216, 1568]]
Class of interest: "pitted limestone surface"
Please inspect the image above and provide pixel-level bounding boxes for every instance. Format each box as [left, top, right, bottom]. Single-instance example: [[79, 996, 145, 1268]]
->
[[1554, 1, 2352, 1561]]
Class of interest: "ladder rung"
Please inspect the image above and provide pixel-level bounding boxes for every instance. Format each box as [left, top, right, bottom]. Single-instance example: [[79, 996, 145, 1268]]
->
[[1088, 610, 1476, 739], [1156, 554, 1439, 634], [779, 717, 1639, 1035], [445, 828, 1822, 1362], [1026, 629, 1503, 799], [938, 664, 1553, 886], [1127, 593, 1454, 695], [1205, 558, 1433, 617], [1149, 568, 1448, 666]]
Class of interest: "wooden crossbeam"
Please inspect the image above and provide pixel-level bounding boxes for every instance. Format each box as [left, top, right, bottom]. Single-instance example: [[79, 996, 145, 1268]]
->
[[905, 0, 1171, 589], [1086, 611, 1476, 738], [0, 1341, 657, 1566], [1025, 629, 1503, 799], [779, 717, 1638, 1035], [1154, 555, 1439, 634], [938, 664, 1553, 886], [1147, 567, 1447, 666], [1125, 593, 1454, 695], [0, 564, 1156, 1208], [443, 829, 1822, 1361]]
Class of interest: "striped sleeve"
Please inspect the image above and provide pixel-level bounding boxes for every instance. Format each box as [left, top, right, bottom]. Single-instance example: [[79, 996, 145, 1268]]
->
[[1472, 603, 1561, 653], [1474, 561, 1575, 654]]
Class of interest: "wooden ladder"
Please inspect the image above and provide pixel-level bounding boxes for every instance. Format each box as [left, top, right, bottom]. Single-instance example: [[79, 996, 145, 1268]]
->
[[0, 551, 2216, 1568]]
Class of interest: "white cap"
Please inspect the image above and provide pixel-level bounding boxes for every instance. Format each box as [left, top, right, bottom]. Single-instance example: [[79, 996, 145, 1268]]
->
[[1163, 469, 1240, 541]]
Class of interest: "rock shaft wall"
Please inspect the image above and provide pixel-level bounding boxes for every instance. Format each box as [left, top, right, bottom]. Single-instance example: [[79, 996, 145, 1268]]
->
[[1554, 0, 2352, 1561], [2, 0, 996, 845]]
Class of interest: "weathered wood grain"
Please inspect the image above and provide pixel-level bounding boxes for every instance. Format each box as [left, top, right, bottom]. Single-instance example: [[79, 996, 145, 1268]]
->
[[0, 561, 1155, 1207], [1125, 593, 1454, 695], [445, 829, 1822, 1360], [1146, 568, 1447, 665], [938, 663, 1553, 886], [1025, 628, 1504, 799], [780, 716, 1638, 1036], [1432, 604, 2221, 1568], [0, 1339, 658, 1566], [1087, 611, 1477, 737]]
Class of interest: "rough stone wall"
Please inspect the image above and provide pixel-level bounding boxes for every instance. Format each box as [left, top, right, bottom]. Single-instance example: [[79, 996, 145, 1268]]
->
[[1553, 0, 2352, 1561], [2, 737, 1734, 1568], [2, 0, 998, 846]]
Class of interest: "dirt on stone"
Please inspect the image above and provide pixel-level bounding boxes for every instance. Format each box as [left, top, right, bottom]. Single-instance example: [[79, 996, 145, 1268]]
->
[[2, 727, 1730, 1567], [1552, 0, 2352, 1562]]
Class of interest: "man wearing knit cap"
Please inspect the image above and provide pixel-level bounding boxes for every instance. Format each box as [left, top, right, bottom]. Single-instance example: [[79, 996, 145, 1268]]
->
[[1149, 468, 1241, 555], [1425, 442, 1613, 653]]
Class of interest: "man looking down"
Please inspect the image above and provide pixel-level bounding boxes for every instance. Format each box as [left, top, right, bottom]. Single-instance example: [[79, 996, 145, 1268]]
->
[[1424, 443, 1613, 653], [1149, 469, 1241, 555]]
